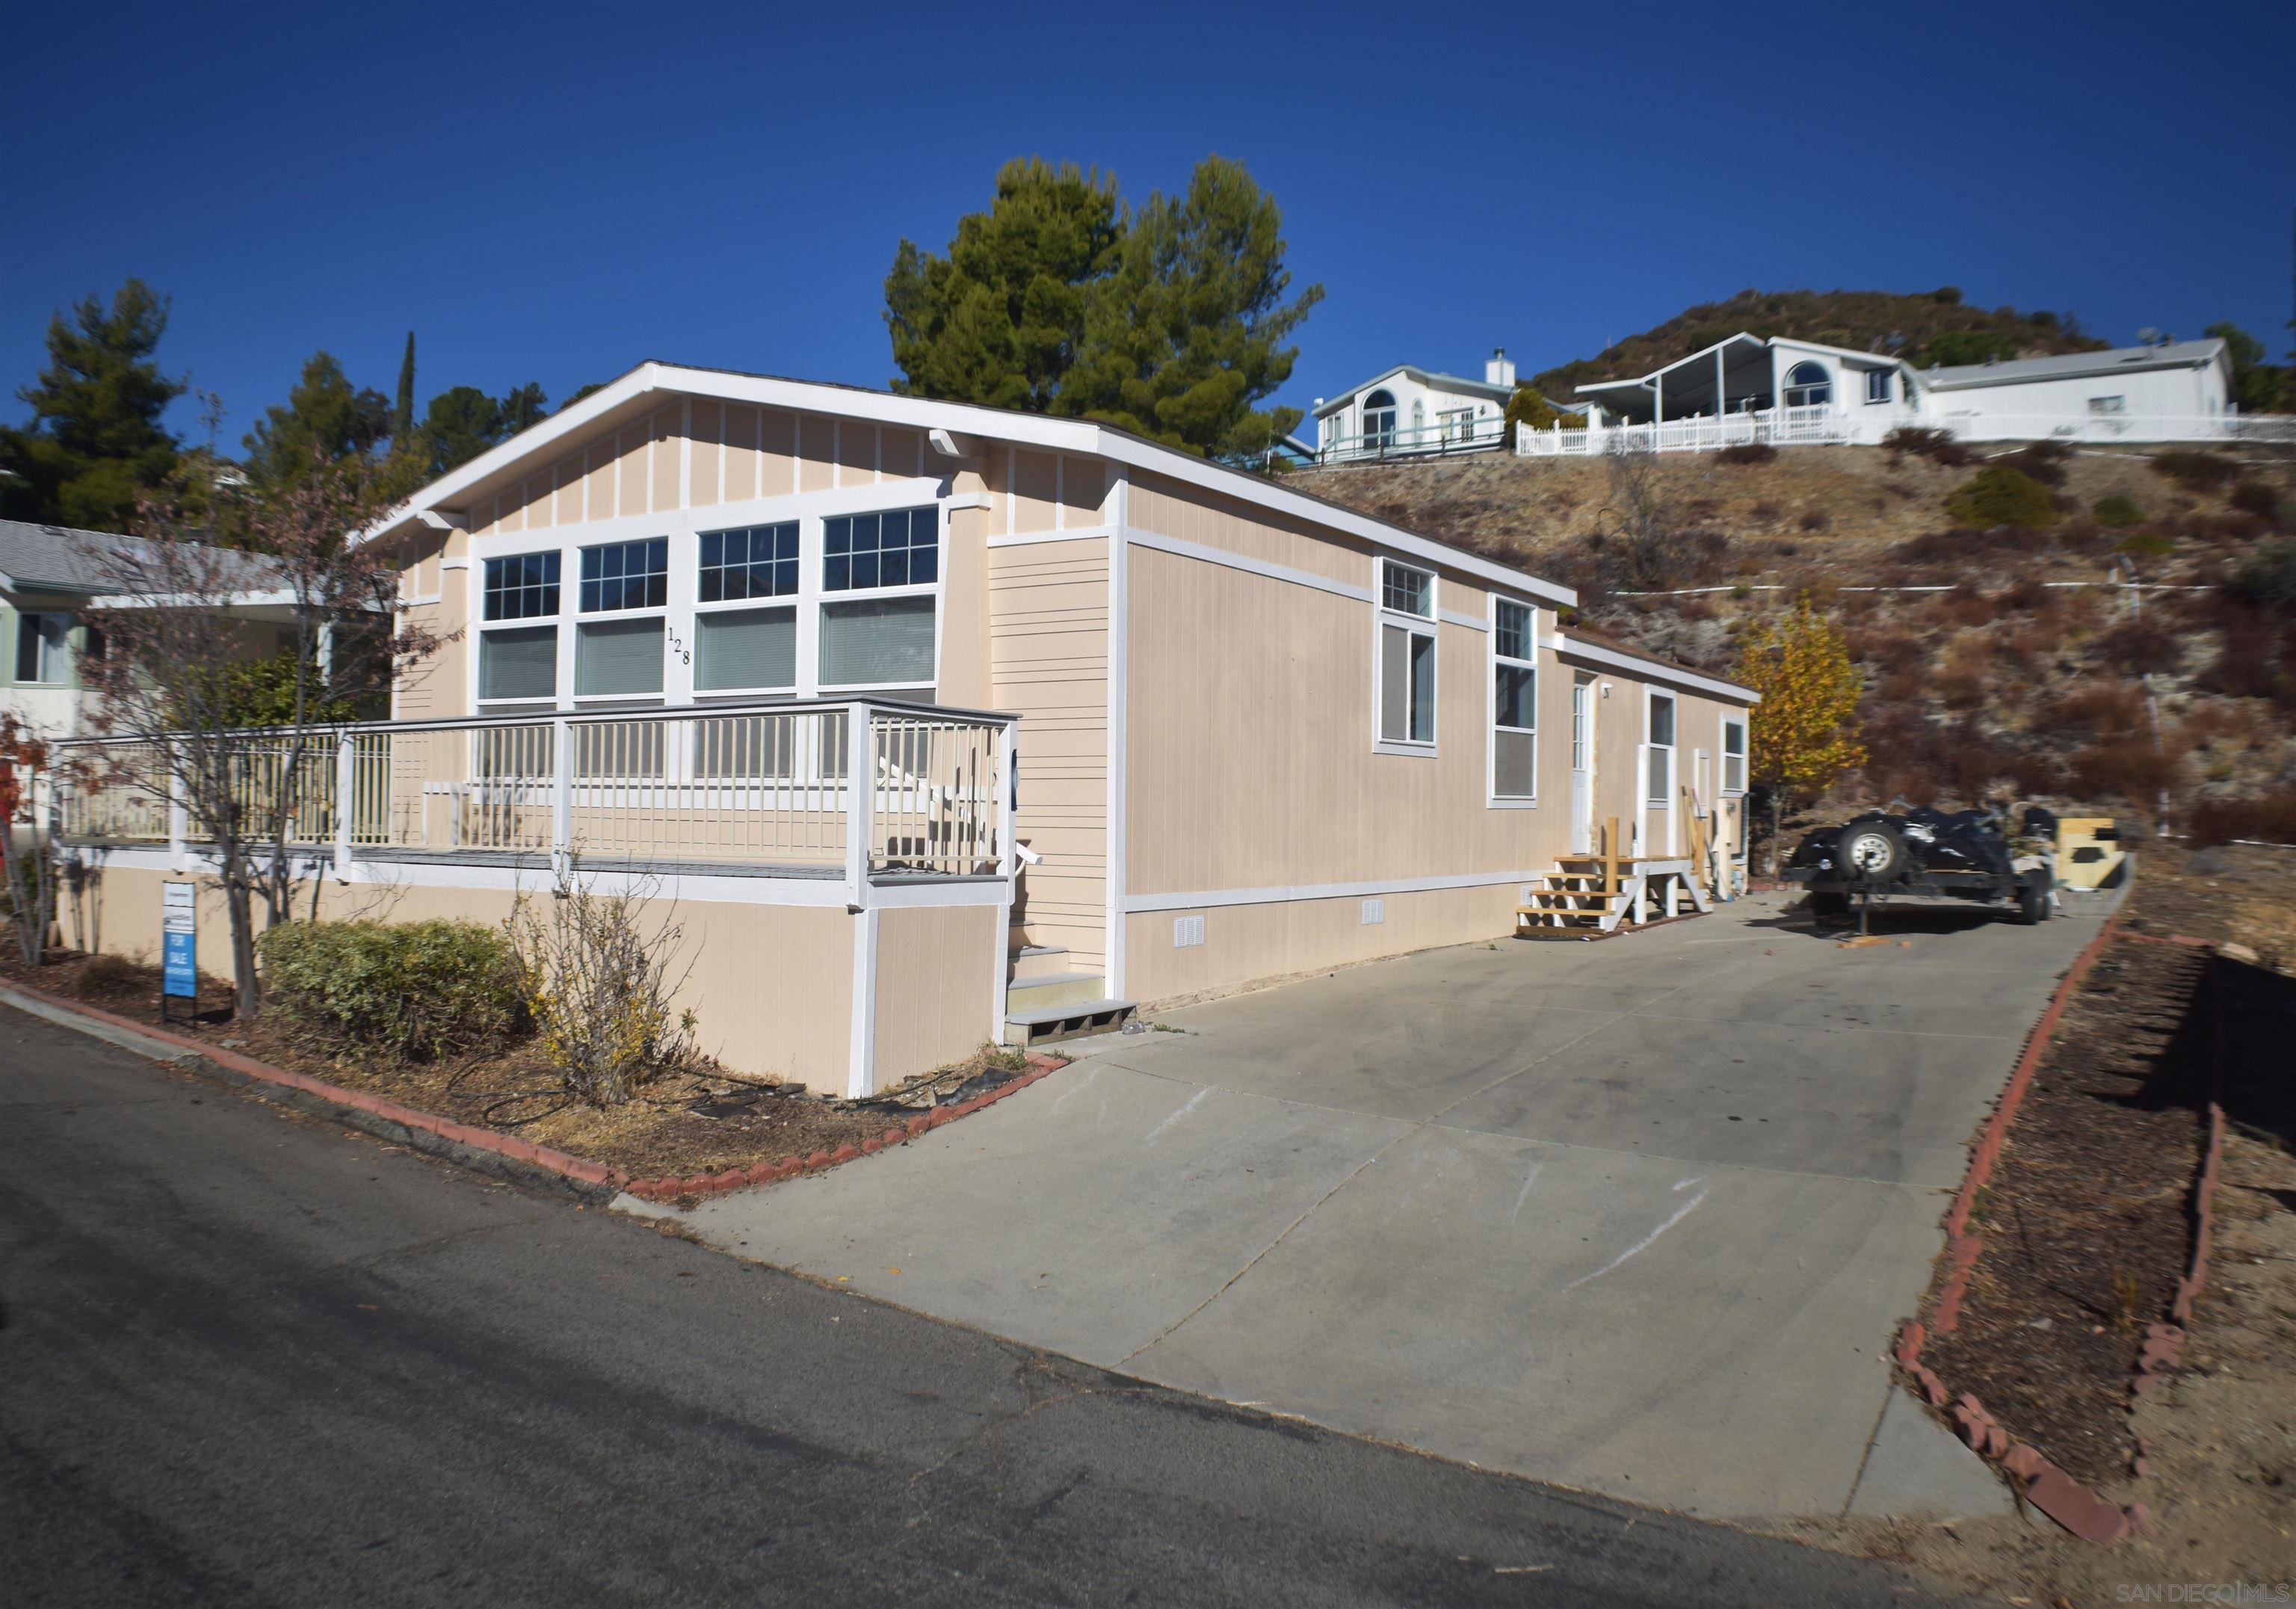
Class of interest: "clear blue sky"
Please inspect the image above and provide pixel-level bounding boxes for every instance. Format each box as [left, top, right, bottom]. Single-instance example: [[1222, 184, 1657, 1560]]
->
[[4, 1, 2291, 450]]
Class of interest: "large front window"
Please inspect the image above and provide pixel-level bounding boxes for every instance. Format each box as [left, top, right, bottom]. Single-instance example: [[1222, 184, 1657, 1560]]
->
[[824, 507, 936, 591], [480, 553, 561, 702], [1493, 599, 1535, 800], [700, 523, 798, 601], [1363, 389, 1397, 450], [820, 507, 939, 690], [575, 538, 666, 698], [1783, 362, 1831, 408]]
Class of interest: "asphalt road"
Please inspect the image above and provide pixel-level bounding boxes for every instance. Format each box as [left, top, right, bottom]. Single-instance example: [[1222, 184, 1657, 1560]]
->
[[0, 1007, 1957, 1607]]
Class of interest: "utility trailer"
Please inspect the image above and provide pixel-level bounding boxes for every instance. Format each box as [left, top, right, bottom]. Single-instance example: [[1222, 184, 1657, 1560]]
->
[[1783, 803, 2063, 927]]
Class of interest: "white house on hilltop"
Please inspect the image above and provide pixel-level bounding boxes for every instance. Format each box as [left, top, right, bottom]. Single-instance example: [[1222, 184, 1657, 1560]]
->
[[1525, 334, 2260, 457], [1316, 333, 2271, 465], [1313, 350, 1520, 463]]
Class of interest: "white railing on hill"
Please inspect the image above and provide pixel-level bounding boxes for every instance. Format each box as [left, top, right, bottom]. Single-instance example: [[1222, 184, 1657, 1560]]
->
[[50, 696, 1019, 892], [1515, 404, 2296, 458], [1317, 416, 1507, 464]]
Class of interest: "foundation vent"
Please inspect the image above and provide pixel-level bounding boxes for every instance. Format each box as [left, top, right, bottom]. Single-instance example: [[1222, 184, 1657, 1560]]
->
[[1360, 898, 1385, 925], [1173, 915, 1206, 948]]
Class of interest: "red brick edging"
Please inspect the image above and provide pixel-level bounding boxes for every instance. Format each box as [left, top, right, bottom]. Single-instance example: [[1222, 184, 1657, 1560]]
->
[[1892, 916, 2229, 1546], [0, 976, 1064, 1203]]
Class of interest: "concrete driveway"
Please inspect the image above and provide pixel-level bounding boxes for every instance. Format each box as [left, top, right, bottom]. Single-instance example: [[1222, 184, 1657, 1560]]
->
[[656, 890, 2108, 1519]]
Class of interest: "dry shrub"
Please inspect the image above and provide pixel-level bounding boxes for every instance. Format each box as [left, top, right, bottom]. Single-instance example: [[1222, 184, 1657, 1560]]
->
[[1847, 625, 1924, 675], [1883, 426, 1972, 467], [2069, 739, 2185, 806], [1936, 636, 1992, 708], [2048, 682, 2146, 736], [1999, 576, 2051, 612], [1890, 526, 2052, 568], [1797, 508, 1830, 532], [72, 951, 149, 999], [507, 867, 700, 1106], [2184, 509, 2267, 543], [1750, 501, 1783, 523], [1678, 597, 1715, 622], [2002, 439, 2072, 487], [2227, 480, 2284, 525], [1714, 442, 1776, 466], [2095, 618, 2182, 675], [1937, 583, 2004, 629], [2150, 449, 2235, 492], [2198, 608, 2296, 707], [2188, 789, 2296, 847], [1877, 668, 1925, 705], [2179, 700, 2275, 751]]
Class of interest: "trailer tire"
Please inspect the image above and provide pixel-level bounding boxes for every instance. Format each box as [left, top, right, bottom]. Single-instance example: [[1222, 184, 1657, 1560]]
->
[[2016, 874, 2049, 926], [1809, 890, 1851, 919], [1835, 821, 1907, 886]]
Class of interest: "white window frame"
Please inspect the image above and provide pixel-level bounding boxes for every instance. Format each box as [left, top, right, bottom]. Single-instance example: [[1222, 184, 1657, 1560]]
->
[[691, 520, 801, 698], [1488, 596, 1537, 806], [1646, 690, 1676, 807], [475, 548, 564, 708], [12, 610, 72, 685], [460, 472, 950, 716], [1373, 558, 1437, 757], [1721, 714, 1747, 797], [815, 503, 942, 698], [2087, 395, 2126, 416], [1863, 368, 1892, 404], [573, 537, 671, 705]]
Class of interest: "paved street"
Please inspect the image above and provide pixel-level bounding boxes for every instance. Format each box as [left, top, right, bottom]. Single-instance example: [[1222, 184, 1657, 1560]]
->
[[0, 1007, 1954, 1607], [682, 891, 2108, 1520]]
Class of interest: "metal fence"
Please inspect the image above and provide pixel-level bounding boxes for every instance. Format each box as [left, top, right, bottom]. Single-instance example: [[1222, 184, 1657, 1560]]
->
[[52, 696, 1018, 887], [1315, 416, 1507, 465]]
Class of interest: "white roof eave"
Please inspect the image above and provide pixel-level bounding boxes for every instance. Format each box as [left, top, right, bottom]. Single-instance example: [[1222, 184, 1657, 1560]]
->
[[359, 362, 1578, 608]]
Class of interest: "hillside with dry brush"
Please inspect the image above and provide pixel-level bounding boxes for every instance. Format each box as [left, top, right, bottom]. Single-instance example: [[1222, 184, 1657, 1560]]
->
[[1294, 436, 2296, 846]]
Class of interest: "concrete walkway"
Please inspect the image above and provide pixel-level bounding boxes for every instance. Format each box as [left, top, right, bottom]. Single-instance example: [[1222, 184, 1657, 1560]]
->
[[661, 891, 2108, 1519]]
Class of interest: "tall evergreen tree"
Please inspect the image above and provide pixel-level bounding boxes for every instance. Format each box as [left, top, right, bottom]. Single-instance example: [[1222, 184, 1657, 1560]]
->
[[1063, 155, 1321, 459], [0, 278, 184, 528], [392, 333, 417, 444], [243, 352, 390, 488], [884, 155, 1319, 462], [884, 158, 1123, 413]]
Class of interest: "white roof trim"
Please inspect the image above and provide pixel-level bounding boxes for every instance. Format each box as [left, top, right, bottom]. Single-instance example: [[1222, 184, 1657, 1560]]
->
[[1573, 331, 1908, 398], [358, 362, 1576, 608], [1553, 631, 1759, 704]]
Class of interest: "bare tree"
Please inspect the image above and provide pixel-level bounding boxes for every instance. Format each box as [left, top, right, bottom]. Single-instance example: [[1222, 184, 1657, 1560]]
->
[[1575, 442, 1727, 599], [75, 450, 445, 1017]]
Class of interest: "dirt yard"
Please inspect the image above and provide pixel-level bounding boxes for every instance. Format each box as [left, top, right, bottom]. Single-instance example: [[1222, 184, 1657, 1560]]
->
[[1781, 842, 2296, 1602], [1, 948, 1024, 1183]]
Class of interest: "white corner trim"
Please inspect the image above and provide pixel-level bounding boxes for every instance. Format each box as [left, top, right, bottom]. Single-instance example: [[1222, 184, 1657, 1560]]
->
[[1105, 472, 1131, 997], [848, 906, 879, 1098], [1124, 526, 1374, 605], [1552, 632, 1760, 705], [1126, 868, 1542, 915]]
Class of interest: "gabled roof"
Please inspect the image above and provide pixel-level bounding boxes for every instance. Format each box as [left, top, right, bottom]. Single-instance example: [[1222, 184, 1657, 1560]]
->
[[0, 519, 284, 598], [1314, 364, 1514, 416], [1573, 333, 1908, 397], [359, 362, 1576, 607], [1923, 338, 2227, 391]]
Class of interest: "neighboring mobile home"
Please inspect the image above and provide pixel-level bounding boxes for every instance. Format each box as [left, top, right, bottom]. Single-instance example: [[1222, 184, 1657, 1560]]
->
[[52, 364, 1755, 1095]]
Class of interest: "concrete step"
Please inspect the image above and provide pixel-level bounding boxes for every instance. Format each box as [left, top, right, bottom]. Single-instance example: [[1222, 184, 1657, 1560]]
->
[[1008, 944, 1070, 981], [1005, 972, 1108, 1012], [1004, 998, 1138, 1048]]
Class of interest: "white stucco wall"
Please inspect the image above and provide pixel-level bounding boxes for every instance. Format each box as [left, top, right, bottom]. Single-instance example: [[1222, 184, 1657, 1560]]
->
[[1924, 360, 2229, 433]]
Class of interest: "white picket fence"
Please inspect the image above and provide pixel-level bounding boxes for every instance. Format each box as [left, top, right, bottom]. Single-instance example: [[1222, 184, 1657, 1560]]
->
[[1515, 406, 2296, 458]]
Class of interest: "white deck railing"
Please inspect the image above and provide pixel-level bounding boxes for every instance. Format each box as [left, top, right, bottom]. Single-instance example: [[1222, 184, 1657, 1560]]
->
[[1316, 416, 1507, 465], [52, 696, 1019, 890], [1516, 405, 2296, 458]]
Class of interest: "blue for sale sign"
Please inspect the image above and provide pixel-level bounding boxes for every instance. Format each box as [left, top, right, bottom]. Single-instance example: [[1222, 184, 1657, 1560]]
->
[[161, 883, 197, 998]]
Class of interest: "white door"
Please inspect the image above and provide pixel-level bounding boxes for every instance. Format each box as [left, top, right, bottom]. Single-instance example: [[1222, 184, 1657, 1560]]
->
[[1570, 676, 1594, 854]]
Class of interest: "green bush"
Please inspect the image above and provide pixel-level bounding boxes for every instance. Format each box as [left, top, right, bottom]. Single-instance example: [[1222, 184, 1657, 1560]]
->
[[1945, 464, 2058, 528], [259, 918, 527, 1061], [2093, 493, 2144, 528], [1502, 386, 1583, 447]]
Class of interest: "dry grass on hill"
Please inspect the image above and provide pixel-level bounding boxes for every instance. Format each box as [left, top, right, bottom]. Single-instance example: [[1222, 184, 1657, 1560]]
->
[[1297, 442, 2296, 828]]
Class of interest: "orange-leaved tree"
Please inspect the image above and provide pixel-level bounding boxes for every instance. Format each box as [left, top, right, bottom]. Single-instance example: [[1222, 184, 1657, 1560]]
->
[[1730, 595, 1867, 871]]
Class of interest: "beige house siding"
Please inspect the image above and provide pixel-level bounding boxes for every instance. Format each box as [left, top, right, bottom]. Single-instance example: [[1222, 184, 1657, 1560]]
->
[[392, 528, 467, 720], [1127, 884, 1524, 1005], [871, 904, 999, 1081], [985, 537, 1109, 971], [58, 865, 865, 1088]]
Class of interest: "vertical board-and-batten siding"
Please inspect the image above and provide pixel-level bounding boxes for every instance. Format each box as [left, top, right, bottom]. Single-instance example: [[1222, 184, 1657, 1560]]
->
[[465, 404, 931, 537]]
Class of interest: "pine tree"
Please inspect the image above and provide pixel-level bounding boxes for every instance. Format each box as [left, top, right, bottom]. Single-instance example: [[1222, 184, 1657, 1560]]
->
[[885, 155, 1321, 462], [0, 279, 184, 528], [243, 353, 390, 489], [393, 333, 417, 444]]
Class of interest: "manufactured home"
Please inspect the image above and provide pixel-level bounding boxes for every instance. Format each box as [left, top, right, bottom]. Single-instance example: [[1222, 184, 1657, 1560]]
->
[[52, 364, 1756, 1095]]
